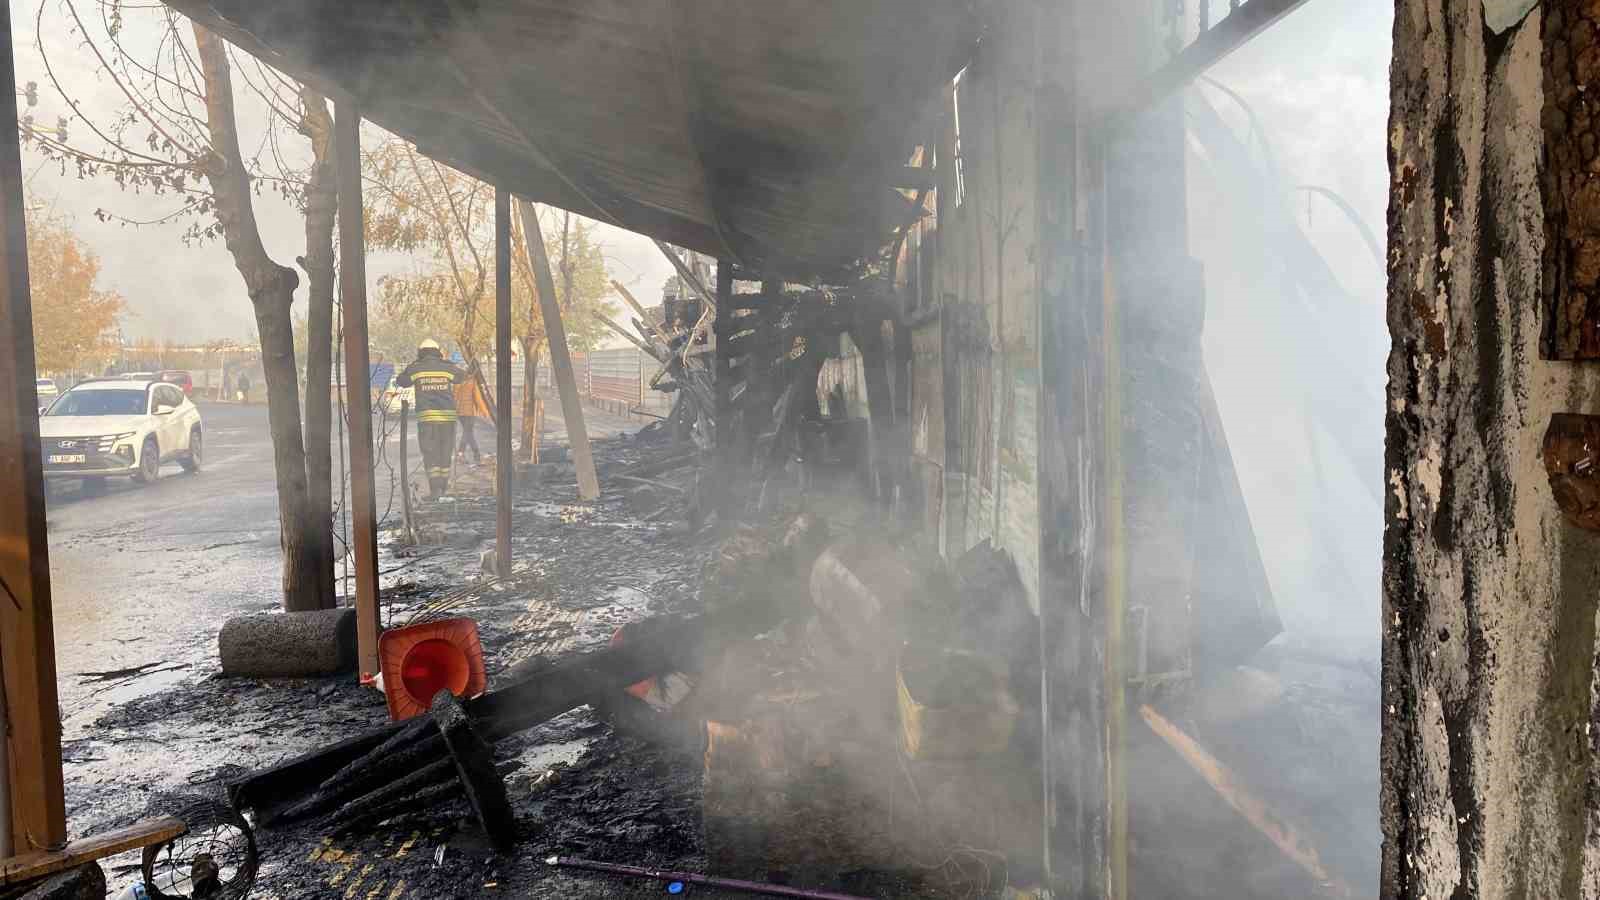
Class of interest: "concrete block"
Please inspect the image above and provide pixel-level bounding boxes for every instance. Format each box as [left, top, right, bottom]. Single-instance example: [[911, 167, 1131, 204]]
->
[[218, 607, 357, 677]]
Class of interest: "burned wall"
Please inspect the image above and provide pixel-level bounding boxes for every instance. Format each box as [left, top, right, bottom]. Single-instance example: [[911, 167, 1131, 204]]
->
[[910, 12, 1043, 613], [1382, 2, 1600, 897]]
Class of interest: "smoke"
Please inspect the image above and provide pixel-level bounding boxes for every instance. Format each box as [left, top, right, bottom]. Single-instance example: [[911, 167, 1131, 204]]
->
[[1192, 0, 1393, 657]]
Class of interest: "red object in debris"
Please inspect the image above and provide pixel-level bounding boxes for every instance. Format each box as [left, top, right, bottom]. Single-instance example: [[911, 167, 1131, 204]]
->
[[608, 625, 656, 700], [379, 617, 487, 721]]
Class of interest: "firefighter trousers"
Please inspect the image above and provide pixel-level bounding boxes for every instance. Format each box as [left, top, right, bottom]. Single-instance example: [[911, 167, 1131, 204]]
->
[[418, 419, 456, 495]]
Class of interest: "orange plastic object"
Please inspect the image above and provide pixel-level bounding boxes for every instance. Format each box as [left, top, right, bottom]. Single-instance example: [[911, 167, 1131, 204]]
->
[[609, 625, 656, 700], [378, 617, 487, 721]]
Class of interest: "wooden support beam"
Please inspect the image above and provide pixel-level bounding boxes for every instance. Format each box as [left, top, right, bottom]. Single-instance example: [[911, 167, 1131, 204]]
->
[[494, 188, 513, 579], [714, 260, 735, 520], [0, 818, 186, 886], [515, 199, 599, 500], [1033, 1, 1112, 893], [0, 3, 65, 854], [1140, 706, 1351, 897], [595, 313, 663, 361], [336, 102, 381, 682], [611, 280, 673, 349], [656, 241, 717, 314]]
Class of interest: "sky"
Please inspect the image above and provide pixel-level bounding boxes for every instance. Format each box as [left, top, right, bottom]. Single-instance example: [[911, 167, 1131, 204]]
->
[[7, 0, 675, 344]]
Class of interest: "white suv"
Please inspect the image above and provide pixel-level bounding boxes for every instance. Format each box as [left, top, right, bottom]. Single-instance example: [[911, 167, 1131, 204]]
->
[[39, 379, 203, 487]]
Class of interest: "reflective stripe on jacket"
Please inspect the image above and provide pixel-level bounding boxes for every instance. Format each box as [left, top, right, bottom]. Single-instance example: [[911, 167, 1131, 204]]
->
[[397, 352, 464, 421]]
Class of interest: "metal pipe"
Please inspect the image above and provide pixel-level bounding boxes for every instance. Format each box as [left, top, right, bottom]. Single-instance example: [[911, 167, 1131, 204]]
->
[[546, 856, 871, 900]]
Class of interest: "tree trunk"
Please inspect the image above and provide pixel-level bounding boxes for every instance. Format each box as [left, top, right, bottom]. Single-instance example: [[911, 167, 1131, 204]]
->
[[1382, 5, 1600, 898], [297, 86, 337, 610], [193, 25, 321, 612]]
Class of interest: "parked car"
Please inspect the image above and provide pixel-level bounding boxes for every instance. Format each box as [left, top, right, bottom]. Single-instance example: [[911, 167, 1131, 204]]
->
[[34, 377, 58, 413], [158, 369, 194, 396], [38, 378, 202, 488], [381, 376, 415, 415], [120, 371, 155, 381]]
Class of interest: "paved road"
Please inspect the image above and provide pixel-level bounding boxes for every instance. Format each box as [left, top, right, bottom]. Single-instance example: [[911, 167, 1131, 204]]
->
[[46, 402, 287, 726], [44, 398, 642, 728]]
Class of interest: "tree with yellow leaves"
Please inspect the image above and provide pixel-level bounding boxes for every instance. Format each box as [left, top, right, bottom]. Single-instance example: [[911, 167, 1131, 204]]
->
[[362, 139, 613, 367], [26, 207, 123, 374]]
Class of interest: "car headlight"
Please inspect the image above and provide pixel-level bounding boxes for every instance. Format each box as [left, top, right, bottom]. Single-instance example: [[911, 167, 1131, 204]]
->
[[101, 432, 137, 453]]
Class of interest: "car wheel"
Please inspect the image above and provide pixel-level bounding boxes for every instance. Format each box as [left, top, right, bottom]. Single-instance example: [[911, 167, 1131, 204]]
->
[[180, 427, 202, 473], [133, 437, 160, 484]]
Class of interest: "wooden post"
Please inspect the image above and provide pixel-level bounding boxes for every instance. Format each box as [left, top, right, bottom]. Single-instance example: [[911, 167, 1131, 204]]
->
[[0, 2, 65, 854], [335, 101, 381, 682], [714, 260, 735, 520], [1033, 1, 1111, 894], [399, 400, 415, 546], [514, 199, 598, 500], [494, 189, 513, 579]]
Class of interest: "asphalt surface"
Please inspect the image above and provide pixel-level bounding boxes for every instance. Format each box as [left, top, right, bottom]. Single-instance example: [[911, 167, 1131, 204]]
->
[[47, 401, 287, 727], [45, 398, 635, 726], [43, 399, 644, 826]]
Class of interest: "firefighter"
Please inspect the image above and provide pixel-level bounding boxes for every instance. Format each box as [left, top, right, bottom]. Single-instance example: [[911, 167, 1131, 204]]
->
[[397, 338, 465, 498]]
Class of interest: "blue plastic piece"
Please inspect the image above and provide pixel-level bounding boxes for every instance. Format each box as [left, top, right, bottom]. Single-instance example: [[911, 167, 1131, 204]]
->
[[667, 881, 685, 894]]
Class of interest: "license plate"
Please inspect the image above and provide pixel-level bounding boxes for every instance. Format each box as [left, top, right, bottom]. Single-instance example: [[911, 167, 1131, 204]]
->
[[48, 454, 85, 464]]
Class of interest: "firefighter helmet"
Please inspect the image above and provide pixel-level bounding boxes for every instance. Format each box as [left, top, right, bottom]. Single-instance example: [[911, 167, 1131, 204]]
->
[[418, 338, 441, 352]]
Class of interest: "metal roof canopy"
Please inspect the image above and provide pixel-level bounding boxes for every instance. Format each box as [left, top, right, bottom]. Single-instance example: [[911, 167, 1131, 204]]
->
[[164, 0, 978, 280]]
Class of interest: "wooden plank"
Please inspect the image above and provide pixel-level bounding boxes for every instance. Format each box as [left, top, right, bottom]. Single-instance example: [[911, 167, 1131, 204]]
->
[[611, 280, 673, 349], [494, 188, 513, 579], [0, 818, 186, 886], [714, 260, 735, 520], [336, 101, 382, 682], [0, 1, 65, 854], [594, 313, 662, 361], [515, 199, 599, 500], [1139, 706, 1352, 898]]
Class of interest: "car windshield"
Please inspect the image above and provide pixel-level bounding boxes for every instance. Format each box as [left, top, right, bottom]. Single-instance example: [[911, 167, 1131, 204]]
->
[[47, 389, 146, 416]]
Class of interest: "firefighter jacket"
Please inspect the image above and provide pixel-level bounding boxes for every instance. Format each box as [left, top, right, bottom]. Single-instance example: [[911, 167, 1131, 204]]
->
[[397, 351, 465, 423]]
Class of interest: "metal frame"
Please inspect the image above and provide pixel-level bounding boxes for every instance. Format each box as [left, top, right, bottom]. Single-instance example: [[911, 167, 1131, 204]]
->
[[1126, 0, 1312, 116]]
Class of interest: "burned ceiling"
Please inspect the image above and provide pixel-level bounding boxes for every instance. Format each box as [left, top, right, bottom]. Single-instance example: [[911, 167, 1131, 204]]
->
[[162, 0, 980, 280]]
